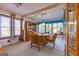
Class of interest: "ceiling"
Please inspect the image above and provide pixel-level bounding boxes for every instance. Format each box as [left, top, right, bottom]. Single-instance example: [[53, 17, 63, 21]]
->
[[0, 3, 65, 22], [0, 3, 53, 16]]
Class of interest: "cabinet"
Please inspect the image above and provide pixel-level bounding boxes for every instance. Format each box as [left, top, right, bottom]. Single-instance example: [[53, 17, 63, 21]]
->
[[24, 20, 36, 41]]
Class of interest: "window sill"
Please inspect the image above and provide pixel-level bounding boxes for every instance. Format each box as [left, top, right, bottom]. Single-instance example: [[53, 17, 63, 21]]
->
[[0, 37, 11, 40]]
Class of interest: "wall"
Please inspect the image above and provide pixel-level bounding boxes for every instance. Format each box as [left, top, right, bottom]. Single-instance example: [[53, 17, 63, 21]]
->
[[0, 10, 21, 19], [0, 37, 19, 47]]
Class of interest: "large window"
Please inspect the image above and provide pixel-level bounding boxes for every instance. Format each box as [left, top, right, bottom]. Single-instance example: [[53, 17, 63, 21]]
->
[[0, 16, 11, 38], [37, 21, 64, 35], [15, 19, 20, 35]]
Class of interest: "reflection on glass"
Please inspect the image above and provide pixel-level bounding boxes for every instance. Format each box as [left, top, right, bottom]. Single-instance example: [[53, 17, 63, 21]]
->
[[69, 51, 73, 56], [69, 8, 75, 50]]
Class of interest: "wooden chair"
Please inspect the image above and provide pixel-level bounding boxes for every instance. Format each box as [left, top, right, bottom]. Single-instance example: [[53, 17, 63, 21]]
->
[[30, 34, 44, 51], [29, 31, 33, 40], [47, 33, 58, 48]]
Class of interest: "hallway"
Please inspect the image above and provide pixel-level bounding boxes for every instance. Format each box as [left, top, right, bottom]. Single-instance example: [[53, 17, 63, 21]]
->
[[4, 38, 65, 56]]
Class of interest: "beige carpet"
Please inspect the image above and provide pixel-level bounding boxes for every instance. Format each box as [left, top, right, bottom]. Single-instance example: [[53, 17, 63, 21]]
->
[[4, 38, 65, 56]]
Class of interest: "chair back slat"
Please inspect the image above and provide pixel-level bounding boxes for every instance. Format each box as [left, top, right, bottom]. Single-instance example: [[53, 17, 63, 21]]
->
[[52, 33, 58, 41], [31, 35, 39, 45]]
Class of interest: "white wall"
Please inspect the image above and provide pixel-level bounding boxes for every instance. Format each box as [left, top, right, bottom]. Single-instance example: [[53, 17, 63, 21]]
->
[[0, 10, 21, 19], [0, 37, 19, 47], [0, 10, 10, 16]]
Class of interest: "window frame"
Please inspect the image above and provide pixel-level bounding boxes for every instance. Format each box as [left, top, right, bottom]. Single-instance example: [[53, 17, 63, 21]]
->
[[0, 15, 21, 40], [0, 15, 11, 39], [14, 19, 21, 36]]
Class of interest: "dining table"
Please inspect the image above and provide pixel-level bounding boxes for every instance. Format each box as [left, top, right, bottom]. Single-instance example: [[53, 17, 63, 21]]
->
[[38, 34, 49, 46]]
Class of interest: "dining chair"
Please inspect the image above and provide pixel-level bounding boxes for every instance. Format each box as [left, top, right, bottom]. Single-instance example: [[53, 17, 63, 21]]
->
[[47, 33, 58, 48], [30, 34, 44, 51]]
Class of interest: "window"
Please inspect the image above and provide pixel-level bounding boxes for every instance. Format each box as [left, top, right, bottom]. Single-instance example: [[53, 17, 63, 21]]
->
[[37, 21, 64, 35], [15, 19, 20, 35], [46, 24, 49, 32], [39, 24, 42, 35], [41, 23, 45, 33], [53, 23, 58, 33], [0, 16, 11, 38], [58, 23, 64, 32], [38, 23, 46, 35], [46, 24, 52, 34]]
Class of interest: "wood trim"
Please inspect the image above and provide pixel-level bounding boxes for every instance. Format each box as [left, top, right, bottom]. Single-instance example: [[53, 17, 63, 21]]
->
[[24, 17, 29, 41], [20, 16, 23, 36], [0, 14, 10, 18], [65, 3, 79, 56], [74, 3, 79, 56], [0, 14, 21, 20], [10, 14, 12, 37], [65, 3, 69, 56], [68, 47, 74, 55], [26, 21, 36, 26]]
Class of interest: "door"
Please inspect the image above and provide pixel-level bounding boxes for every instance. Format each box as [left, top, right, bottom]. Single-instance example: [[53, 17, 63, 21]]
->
[[65, 3, 79, 56]]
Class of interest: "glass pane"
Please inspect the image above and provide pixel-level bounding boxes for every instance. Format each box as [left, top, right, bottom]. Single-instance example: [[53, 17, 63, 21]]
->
[[46, 24, 49, 32], [39, 24, 42, 34], [41, 23, 45, 33], [15, 19, 20, 27], [1, 16, 10, 27], [15, 19, 20, 35], [1, 27, 10, 37], [69, 4, 75, 50], [36, 25, 39, 33], [53, 23, 57, 28], [53, 23, 58, 33], [58, 23, 64, 32], [53, 28, 57, 33], [69, 51, 73, 56], [48, 24, 52, 34], [15, 28, 20, 35]]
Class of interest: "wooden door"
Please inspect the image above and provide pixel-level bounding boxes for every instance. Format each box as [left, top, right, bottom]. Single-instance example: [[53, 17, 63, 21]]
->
[[65, 3, 79, 56]]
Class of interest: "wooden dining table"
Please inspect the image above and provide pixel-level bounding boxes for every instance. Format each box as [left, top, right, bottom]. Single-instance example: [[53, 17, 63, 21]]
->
[[38, 34, 49, 46]]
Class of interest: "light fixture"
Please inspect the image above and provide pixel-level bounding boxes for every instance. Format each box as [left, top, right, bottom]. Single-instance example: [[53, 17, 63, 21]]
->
[[14, 3, 22, 8], [29, 10, 47, 21]]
